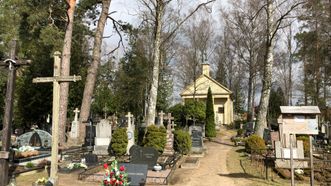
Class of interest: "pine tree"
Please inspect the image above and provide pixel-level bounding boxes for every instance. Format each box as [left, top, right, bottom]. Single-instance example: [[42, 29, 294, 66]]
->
[[205, 87, 216, 137]]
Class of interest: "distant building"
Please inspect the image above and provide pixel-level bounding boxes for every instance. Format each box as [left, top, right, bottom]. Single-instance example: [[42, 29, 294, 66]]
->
[[180, 64, 234, 125]]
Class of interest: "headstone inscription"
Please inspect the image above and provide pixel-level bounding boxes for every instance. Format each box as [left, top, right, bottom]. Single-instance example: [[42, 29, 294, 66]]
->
[[129, 146, 159, 170], [70, 108, 80, 139], [93, 119, 112, 155], [126, 112, 135, 155], [119, 163, 148, 186], [17, 129, 52, 148], [84, 125, 96, 147], [189, 126, 203, 153]]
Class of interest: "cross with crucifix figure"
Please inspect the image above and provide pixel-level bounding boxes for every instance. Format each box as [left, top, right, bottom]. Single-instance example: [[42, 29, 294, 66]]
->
[[32, 51, 81, 184], [0, 40, 30, 186], [166, 113, 174, 126]]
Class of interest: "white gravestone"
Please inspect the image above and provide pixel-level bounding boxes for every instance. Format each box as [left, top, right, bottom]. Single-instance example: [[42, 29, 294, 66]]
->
[[158, 111, 165, 127], [70, 108, 80, 138], [93, 119, 112, 155], [163, 121, 175, 155], [126, 112, 135, 155]]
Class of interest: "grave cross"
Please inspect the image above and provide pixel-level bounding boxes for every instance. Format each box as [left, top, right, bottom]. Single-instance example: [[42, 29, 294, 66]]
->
[[158, 110, 165, 126], [125, 112, 133, 127], [32, 51, 81, 184], [0, 40, 30, 186], [166, 113, 174, 125], [73, 108, 80, 122]]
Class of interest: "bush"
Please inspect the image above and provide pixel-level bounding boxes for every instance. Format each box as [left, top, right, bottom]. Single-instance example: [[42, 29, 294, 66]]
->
[[245, 134, 266, 154], [174, 130, 192, 154], [297, 135, 309, 157], [237, 129, 244, 136], [143, 125, 166, 153], [25, 162, 35, 168], [109, 128, 128, 156]]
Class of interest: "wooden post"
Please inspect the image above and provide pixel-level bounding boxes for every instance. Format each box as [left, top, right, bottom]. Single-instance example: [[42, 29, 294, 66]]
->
[[290, 134, 294, 186], [0, 40, 30, 186], [309, 135, 314, 186], [33, 51, 81, 185]]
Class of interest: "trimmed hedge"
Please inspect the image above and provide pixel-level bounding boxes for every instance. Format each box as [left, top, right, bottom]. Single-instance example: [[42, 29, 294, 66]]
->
[[143, 125, 166, 153], [174, 129, 191, 155], [109, 128, 128, 156], [245, 134, 266, 154]]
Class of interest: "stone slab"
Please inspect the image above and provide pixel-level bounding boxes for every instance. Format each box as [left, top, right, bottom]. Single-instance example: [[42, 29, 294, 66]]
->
[[94, 137, 110, 146]]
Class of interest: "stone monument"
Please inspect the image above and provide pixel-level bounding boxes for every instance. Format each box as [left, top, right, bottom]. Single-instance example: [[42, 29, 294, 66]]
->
[[163, 121, 175, 155], [70, 108, 80, 139], [93, 119, 112, 155], [126, 112, 135, 155]]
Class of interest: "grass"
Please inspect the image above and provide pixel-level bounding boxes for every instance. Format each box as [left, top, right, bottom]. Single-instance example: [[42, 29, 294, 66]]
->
[[227, 146, 311, 186], [16, 169, 48, 186]]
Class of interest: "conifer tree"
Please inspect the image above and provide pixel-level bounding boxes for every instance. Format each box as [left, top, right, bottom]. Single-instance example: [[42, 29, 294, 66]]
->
[[205, 87, 216, 137]]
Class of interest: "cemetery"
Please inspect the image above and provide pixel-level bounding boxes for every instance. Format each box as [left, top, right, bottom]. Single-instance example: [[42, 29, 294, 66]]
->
[[0, 1, 330, 186]]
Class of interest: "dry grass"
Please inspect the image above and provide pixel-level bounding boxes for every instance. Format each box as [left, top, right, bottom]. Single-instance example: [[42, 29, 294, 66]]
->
[[227, 146, 311, 186], [16, 169, 48, 186]]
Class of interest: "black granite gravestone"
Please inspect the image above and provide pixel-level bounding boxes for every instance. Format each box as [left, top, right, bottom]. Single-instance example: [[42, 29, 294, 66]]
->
[[84, 125, 96, 147], [191, 130, 202, 148], [129, 146, 159, 169], [84, 153, 98, 166], [119, 163, 148, 186]]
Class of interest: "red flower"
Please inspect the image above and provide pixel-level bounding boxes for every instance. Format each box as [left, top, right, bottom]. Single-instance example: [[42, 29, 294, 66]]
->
[[103, 163, 108, 169], [119, 165, 125, 171]]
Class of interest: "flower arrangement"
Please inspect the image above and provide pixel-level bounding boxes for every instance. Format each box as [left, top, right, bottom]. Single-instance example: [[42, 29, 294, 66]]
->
[[35, 177, 47, 185], [67, 162, 88, 170], [102, 160, 129, 186]]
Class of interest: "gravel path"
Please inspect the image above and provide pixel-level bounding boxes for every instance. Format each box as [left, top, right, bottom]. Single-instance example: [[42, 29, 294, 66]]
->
[[169, 128, 251, 186]]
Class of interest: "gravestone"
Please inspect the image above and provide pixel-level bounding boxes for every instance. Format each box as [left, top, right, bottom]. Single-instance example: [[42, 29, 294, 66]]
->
[[163, 122, 175, 156], [84, 125, 96, 147], [126, 112, 135, 155], [129, 146, 159, 169], [189, 126, 203, 153], [119, 163, 148, 186], [93, 119, 112, 155], [70, 108, 80, 139], [158, 111, 165, 127], [17, 129, 52, 148], [84, 153, 98, 166]]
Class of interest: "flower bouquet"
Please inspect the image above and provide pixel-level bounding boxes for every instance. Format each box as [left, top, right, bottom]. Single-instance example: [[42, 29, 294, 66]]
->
[[34, 177, 47, 186], [102, 160, 129, 186], [67, 162, 88, 170]]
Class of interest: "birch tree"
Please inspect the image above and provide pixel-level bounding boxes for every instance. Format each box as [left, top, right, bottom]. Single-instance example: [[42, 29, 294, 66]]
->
[[255, 0, 304, 137], [140, 0, 215, 126]]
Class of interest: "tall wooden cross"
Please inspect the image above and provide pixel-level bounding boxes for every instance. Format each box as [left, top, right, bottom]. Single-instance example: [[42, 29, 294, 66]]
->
[[32, 51, 81, 185], [0, 40, 30, 186]]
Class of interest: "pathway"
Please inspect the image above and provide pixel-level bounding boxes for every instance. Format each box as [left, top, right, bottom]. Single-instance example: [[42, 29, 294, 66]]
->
[[169, 127, 251, 186]]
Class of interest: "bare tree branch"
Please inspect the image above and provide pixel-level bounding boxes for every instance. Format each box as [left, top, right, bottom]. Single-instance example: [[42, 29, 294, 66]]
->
[[107, 16, 125, 54], [160, 0, 215, 46]]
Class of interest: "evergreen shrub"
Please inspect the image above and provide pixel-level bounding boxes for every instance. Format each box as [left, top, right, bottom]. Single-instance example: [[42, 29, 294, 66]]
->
[[245, 134, 266, 154], [109, 128, 128, 156], [143, 125, 166, 153], [297, 135, 309, 157], [205, 87, 216, 137], [174, 129, 191, 154]]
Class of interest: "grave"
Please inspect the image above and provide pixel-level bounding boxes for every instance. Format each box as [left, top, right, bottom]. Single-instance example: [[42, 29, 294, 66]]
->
[[158, 111, 165, 127], [189, 126, 204, 153], [17, 129, 52, 149], [126, 112, 135, 155], [119, 163, 148, 186], [163, 122, 175, 156], [93, 119, 112, 155], [84, 123, 96, 148], [69, 108, 80, 139], [129, 145, 159, 170]]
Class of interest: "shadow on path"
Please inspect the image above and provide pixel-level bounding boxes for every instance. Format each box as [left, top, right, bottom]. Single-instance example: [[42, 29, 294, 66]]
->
[[218, 172, 260, 179], [210, 139, 236, 147]]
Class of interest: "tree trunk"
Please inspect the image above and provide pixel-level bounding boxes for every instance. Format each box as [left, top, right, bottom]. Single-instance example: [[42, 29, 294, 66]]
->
[[59, 0, 76, 145], [78, 0, 111, 144], [255, 0, 274, 137], [146, 1, 164, 126]]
